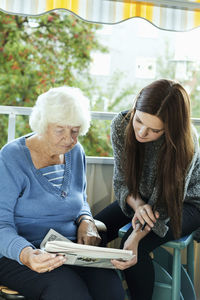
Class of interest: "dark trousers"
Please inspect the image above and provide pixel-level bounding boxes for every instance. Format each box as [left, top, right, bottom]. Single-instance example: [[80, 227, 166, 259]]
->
[[95, 201, 200, 300], [0, 257, 125, 300]]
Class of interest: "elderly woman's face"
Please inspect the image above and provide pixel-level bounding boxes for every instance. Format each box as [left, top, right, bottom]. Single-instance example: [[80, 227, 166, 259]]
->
[[43, 123, 80, 155]]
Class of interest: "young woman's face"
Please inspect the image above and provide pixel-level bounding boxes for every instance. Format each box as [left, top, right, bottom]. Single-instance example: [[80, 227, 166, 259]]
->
[[133, 110, 164, 143]]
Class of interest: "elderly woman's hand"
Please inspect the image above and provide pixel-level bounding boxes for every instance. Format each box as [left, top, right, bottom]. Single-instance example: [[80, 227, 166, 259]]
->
[[77, 219, 101, 246], [19, 246, 66, 273]]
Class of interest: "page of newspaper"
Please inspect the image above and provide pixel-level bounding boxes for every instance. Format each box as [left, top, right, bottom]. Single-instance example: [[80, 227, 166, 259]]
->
[[40, 229, 134, 269]]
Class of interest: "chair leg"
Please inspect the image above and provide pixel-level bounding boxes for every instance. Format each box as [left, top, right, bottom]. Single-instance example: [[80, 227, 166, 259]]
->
[[116, 271, 131, 300], [171, 248, 181, 300], [187, 240, 194, 283]]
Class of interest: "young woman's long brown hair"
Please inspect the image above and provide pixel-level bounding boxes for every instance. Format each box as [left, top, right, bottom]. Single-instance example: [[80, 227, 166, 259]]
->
[[124, 79, 194, 238]]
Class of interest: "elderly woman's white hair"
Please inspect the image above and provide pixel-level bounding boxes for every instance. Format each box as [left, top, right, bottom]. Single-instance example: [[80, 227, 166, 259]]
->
[[29, 86, 91, 135]]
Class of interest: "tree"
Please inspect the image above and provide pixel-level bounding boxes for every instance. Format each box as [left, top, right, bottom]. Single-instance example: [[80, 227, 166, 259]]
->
[[0, 10, 138, 157], [0, 11, 107, 147], [79, 72, 138, 157], [0, 11, 106, 105]]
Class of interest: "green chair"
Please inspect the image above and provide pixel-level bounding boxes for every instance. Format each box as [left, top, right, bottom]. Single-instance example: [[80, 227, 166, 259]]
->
[[118, 223, 196, 300], [0, 286, 26, 300]]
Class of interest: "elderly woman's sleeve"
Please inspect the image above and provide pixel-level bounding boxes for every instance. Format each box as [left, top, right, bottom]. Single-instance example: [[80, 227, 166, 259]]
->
[[111, 113, 133, 217], [0, 154, 33, 264], [76, 150, 93, 219]]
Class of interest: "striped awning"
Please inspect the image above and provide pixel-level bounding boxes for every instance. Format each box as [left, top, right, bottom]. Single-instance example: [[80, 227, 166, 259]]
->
[[1, 0, 200, 31]]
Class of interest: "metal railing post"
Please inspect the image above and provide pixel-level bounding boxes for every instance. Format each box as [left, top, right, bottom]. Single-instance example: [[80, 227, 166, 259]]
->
[[7, 112, 16, 142]]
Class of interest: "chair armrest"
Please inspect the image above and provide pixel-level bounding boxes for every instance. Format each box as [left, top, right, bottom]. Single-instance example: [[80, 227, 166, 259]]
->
[[94, 219, 107, 232], [0, 286, 25, 299]]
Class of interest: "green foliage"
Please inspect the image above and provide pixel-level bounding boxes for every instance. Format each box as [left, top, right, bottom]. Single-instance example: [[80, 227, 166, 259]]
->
[[79, 120, 112, 157], [79, 72, 139, 157], [0, 11, 111, 155], [0, 10, 138, 157], [0, 115, 8, 147], [0, 11, 106, 107]]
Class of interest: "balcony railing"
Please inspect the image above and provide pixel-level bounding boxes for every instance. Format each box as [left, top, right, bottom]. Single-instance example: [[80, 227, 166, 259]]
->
[[1, 105, 200, 165], [0, 105, 118, 165]]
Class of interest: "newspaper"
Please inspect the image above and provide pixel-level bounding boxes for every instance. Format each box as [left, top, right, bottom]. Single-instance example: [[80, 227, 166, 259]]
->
[[40, 229, 134, 269]]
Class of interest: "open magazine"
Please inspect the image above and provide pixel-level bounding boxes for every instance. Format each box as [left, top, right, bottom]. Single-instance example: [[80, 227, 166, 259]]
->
[[40, 229, 134, 269]]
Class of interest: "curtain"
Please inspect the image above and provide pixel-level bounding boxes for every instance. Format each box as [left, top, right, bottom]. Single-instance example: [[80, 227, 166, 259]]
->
[[0, 0, 200, 31]]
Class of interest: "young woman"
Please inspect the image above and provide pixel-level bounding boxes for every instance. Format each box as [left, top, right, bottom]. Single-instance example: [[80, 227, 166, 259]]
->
[[95, 79, 200, 300]]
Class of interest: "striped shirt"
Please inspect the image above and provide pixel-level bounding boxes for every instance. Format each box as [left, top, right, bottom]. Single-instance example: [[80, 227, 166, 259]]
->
[[40, 164, 65, 189]]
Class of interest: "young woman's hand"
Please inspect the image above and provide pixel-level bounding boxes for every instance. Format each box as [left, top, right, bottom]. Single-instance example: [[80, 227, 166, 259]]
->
[[132, 204, 159, 230], [77, 220, 101, 246], [111, 222, 149, 270], [111, 230, 139, 270], [19, 247, 66, 273]]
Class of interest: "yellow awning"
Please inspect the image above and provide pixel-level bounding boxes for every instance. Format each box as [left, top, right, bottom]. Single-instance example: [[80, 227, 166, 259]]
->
[[1, 0, 200, 31]]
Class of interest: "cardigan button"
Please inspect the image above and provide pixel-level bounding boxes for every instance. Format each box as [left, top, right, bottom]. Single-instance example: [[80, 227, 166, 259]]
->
[[61, 191, 67, 198]]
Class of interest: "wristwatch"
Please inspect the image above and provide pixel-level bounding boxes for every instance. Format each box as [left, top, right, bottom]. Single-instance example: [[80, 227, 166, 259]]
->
[[75, 216, 95, 227]]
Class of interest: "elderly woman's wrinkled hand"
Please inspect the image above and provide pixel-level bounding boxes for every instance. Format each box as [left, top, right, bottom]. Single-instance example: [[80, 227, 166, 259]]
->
[[77, 220, 101, 246], [19, 247, 66, 273]]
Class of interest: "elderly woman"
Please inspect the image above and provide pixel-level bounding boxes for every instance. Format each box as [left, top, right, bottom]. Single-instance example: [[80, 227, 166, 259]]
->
[[0, 87, 124, 300]]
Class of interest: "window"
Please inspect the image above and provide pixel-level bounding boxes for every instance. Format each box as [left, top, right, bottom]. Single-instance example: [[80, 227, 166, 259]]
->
[[135, 57, 156, 79]]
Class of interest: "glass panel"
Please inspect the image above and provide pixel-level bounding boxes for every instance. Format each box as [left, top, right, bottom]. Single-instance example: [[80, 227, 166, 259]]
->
[[1, 9, 200, 156], [89, 17, 200, 118]]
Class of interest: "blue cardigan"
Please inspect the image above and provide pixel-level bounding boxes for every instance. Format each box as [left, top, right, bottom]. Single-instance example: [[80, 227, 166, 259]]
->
[[0, 136, 92, 264]]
